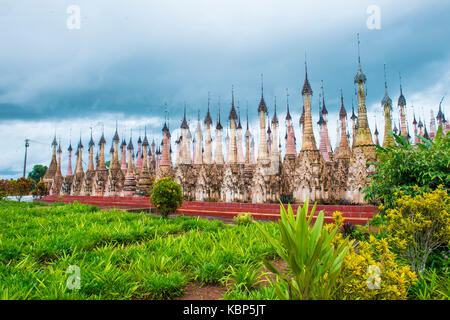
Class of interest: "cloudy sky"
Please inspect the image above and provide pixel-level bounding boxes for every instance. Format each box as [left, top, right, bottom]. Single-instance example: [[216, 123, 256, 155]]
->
[[1, 0, 449, 178]]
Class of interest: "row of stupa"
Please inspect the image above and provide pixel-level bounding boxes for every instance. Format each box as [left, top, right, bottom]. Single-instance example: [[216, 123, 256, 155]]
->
[[43, 41, 449, 204]]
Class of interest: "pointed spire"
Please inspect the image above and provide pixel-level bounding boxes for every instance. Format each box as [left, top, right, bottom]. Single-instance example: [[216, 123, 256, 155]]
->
[[317, 94, 326, 126], [204, 92, 213, 126], [52, 134, 58, 147], [302, 57, 313, 96], [351, 98, 357, 120], [113, 120, 120, 141], [272, 96, 278, 125], [228, 85, 238, 120], [354, 33, 367, 84], [437, 96, 445, 121], [382, 64, 393, 107], [258, 74, 268, 113], [181, 103, 189, 129], [398, 73, 406, 106], [89, 129, 95, 148], [339, 89, 347, 119], [321, 81, 328, 115], [216, 98, 223, 130], [142, 126, 149, 146], [237, 103, 243, 129], [285, 88, 292, 121]]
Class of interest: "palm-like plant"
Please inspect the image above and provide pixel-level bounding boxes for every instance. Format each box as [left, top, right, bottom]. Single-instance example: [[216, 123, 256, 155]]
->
[[255, 198, 353, 300]]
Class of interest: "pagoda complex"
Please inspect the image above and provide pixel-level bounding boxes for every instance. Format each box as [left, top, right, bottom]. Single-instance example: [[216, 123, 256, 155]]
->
[[43, 38, 449, 204]]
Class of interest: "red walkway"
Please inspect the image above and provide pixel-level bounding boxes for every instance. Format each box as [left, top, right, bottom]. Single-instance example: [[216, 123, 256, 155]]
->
[[40, 195, 377, 225]]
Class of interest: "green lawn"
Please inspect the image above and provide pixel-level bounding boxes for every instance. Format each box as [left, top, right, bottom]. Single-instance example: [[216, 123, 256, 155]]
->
[[0, 201, 279, 300]]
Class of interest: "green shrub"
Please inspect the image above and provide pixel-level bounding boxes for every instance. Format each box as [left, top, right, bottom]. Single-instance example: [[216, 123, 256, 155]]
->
[[409, 268, 450, 300], [232, 212, 254, 225], [255, 199, 353, 300], [364, 126, 450, 209], [150, 177, 183, 218]]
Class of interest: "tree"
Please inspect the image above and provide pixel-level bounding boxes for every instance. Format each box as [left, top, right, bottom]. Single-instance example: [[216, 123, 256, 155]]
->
[[0, 179, 11, 200], [32, 181, 49, 199], [364, 125, 450, 209], [10, 178, 35, 202], [28, 165, 48, 183], [150, 177, 183, 218]]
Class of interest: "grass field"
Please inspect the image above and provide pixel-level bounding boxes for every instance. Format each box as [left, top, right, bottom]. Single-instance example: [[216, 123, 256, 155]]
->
[[0, 201, 280, 300]]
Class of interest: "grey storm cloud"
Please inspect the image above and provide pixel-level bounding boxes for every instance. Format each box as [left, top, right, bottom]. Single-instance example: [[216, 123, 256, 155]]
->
[[0, 0, 449, 177]]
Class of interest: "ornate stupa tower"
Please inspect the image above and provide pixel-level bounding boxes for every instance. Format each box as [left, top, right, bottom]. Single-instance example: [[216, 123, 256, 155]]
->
[[194, 110, 203, 165], [346, 34, 377, 203], [93, 131, 108, 196], [320, 82, 333, 161], [398, 74, 408, 140], [160, 122, 172, 168], [43, 135, 58, 188], [336, 89, 351, 159], [300, 62, 318, 152], [317, 94, 330, 162], [267, 116, 272, 159], [180, 105, 192, 165], [51, 140, 63, 195], [244, 107, 251, 165], [136, 135, 143, 171], [270, 97, 280, 170], [294, 59, 325, 202], [137, 128, 153, 196], [331, 90, 351, 201], [111, 123, 120, 170], [236, 106, 244, 164], [285, 89, 296, 160], [120, 138, 127, 174], [71, 136, 85, 195], [204, 94, 213, 164], [214, 105, 224, 164], [123, 137, 137, 196], [66, 142, 73, 177], [350, 99, 358, 149], [81, 131, 96, 195], [257, 76, 269, 164], [228, 86, 238, 164], [382, 65, 395, 147]]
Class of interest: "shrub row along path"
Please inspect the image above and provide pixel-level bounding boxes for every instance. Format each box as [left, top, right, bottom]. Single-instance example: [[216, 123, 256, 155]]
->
[[40, 196, 376, 225]]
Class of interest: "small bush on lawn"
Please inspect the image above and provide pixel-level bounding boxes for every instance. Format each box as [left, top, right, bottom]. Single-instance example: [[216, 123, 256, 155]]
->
[[233, 212, 254, 225], [150, 177, 183, 218]]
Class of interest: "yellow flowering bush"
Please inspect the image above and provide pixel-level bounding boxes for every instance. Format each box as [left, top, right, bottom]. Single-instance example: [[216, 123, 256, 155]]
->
[[386, 186, 450, 274], [330, 212, 417, 300]]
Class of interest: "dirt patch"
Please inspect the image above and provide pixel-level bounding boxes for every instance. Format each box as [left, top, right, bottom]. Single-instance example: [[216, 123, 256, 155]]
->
[[258, 260, 289, 287], [178, 283, 227, 300]]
